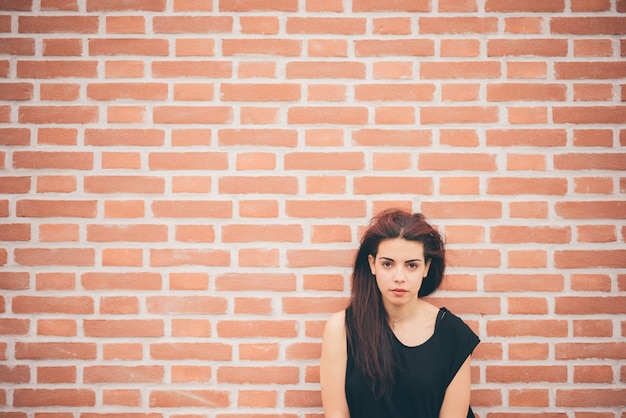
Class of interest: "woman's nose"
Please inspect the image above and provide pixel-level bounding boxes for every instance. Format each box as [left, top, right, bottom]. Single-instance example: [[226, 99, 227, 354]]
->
[[393, 267, 405, 282]]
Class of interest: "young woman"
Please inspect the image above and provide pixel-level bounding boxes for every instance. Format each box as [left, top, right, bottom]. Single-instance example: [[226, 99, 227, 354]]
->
[[320, 209, 480, 418]]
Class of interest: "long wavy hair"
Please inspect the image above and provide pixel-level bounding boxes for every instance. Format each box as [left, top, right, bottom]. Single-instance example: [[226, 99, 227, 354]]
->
[[345, 209, 446, 398]]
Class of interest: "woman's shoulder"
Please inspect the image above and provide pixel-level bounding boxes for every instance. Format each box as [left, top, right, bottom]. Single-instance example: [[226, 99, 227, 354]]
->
[[437, 307, 480, 341], [324, 310, 346, 333], [322, 310, 347, 349]]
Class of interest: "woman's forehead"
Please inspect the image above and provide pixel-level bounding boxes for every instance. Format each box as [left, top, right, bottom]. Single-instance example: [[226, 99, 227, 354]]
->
[[376, 238, 424, 258]]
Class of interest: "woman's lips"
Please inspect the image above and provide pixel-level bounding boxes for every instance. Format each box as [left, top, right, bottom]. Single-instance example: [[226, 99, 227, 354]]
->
[[391, 288, 407, 297]]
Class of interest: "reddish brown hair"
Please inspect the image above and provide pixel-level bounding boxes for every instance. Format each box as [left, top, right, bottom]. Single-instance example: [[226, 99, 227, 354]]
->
[[346, 209, 445, 397]]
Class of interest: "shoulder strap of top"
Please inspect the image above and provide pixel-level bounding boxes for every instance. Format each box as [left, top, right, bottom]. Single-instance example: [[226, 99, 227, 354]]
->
[[435, 307, 448, 330]]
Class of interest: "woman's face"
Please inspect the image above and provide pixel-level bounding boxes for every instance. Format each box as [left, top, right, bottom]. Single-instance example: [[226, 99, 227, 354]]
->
[[368, 238, 431, 307]]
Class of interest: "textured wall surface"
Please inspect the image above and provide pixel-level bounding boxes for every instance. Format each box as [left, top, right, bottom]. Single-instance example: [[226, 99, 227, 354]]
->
[[1, 0, 625, 417]]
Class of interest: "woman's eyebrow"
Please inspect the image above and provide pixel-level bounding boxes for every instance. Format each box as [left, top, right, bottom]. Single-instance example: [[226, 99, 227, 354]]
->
[[379, 256, 422, 263]]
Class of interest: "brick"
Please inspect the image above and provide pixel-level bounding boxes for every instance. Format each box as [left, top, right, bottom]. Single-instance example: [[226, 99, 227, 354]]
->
[[556, 389, 626, 407], [175, 224, 216, 242], [41, 82, 81, 100], [287, 62, 365, 79], [287, 17, 365, 34], [152, 60, 233, 79], [14, 389, 95, 407], [104, 200, 145, 219], [0, 272, 30, 289], [505, 17, 543, 34], [172, 365, 212, 383], [487, 365, 567, 383], [87, 83, 168, 101], [216, 273, 296, 292], [0, 318, 29, 335], [355, 84, 435, 101], [509, 389, 549, 407], [86, 0, 166, 11], [551, 17, 626, 34], [219, 176, 298, 194], [0, 128, 30, 146], [554, 106, 626, 124], [102, 389, 141, 406], [223, 39, 300, 56], [238, 390, 277, 407], [15, 342, 96, 360], [487, 177, 567, 195], [421, 106, 498, 124], [421, 201, 502, 219], [0, 38, 35, 55], [554, 153, 626, 170], [151, 200, 233, 218], [85, 129, 164, 146], [372, 17, 411, 35], [19, 106, 98, 124], [420, 61, 502, 79], [354, 176, 432, 195], [0, 83, 33, 101], [485, 0, 565, 12], [234, 297, 273, 314], [12, 296, 93, 314], [0, 365, 29, 383], [14, 248, 95, 266], [573, 320, 613, 337], [239, 16, 279, 34], [0, 223, 30, 241], [222, 224, 303, 242], [37, 366, 76, 383], [149, 390, 229, 408], [219, 129, 298, 147], [153, 106, 232, 124], [488, 83, 567, 101], [487, 320, 568, 337], [355, 39, 434, 56], [556, 297, 626, 314], [84, 176, 164, 194], [555, 201, 625, 219], [87, 224, 167, 242], [18, 16, 98, 33], [84, 366, 164, 383], [484, 274, 564, 292], [13, 151, 92, 170], [282, 297, 348, 314], [146, 296, 227, 314], [102, 248, 142, 267], [37, 127, 77, 145], [84, 320, 163, 338], [105, 59, 145, 77], [219, 0, 297, 11], [352, 0, 430, 12], [488, 39, 568, 57], [491, 226, 571, 243], [153, 16, 232, 33], [106, 16, 145, 34], [89, 38, 168, 56], [150, 249, 229, 267], [419, 17, 498, 33], [151, 343, 231, 360], [287, 249, 355, 267], [218, 320, 297, 338], [17, 60, 97, 78], [217, 366, 299, 384]]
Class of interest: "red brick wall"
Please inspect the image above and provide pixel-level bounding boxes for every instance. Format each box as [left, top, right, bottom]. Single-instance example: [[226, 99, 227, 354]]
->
[[1, 0, 625, 416]]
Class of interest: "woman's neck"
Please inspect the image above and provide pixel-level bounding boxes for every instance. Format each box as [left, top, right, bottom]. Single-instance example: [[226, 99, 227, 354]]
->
[[385, 299, 421, 329]]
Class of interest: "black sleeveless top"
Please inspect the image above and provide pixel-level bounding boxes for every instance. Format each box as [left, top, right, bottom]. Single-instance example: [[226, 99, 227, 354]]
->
[[345, 307, 480, 418]]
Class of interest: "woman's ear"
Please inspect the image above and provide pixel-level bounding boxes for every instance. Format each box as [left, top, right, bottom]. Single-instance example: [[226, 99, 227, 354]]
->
[[424, 258, 432, 278], [368, 254, 376, 275]]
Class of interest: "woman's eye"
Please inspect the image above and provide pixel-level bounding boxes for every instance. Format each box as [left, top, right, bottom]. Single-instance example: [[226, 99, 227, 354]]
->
[[408, 264, 418, 269], [382, 261, 392, 268]]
